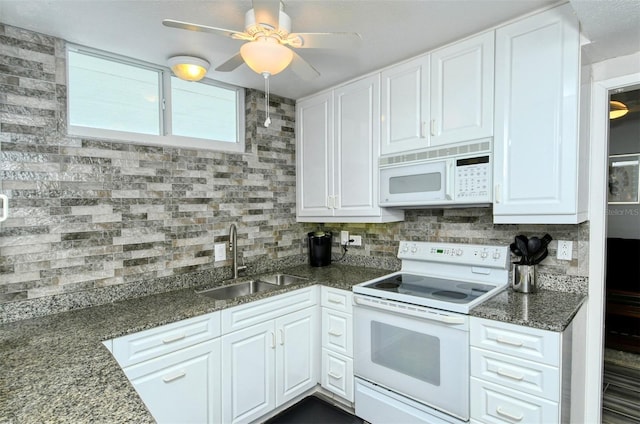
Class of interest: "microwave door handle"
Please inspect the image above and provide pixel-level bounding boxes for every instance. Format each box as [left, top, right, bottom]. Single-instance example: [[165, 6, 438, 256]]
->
[[446, 161, 454, 200]]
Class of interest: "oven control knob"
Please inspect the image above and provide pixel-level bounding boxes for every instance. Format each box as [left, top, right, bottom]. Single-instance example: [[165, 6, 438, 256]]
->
[[410, 245, 418, 253], [456, 249, 463, 256], [493, 251, 501, 260], [401, 244, 409, 253], [480, 251, 488, 259]]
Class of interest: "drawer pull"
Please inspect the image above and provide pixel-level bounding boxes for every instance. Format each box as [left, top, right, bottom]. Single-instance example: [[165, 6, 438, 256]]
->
[[328, 330, 343, 337], [162, 371, 186, 383], [328, 296, 343, 305], [328, 372, 343, 380], [496, 406, 524, 422], [496, 368, 525, 381], [496, 337, 524, 347], [162, 334, 187, 344]]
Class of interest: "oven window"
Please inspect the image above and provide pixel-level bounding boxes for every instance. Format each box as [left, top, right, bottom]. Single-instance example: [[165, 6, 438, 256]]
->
[[388, 172, 442, 194], [371, 321, 440, 385]]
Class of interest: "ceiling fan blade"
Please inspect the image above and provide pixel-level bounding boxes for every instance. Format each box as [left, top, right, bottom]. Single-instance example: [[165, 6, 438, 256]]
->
[[162, 19, 248, 39], [287, 32, 362, 49], [215, 53, 245, 72], [252, 0, 281, 30], [289, 51, 320, 80]]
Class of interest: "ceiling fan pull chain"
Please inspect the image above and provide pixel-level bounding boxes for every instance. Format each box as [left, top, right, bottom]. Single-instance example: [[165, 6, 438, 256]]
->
[[264, 72, 271, 127]]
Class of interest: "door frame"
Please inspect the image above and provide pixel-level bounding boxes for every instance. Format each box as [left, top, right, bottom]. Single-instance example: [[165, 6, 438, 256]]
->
[[586, 60, 640, 422]]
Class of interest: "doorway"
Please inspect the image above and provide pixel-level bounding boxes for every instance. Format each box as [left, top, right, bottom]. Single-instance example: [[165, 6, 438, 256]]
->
[[602, 86, 640, 423], [587, 67, 640, 424]]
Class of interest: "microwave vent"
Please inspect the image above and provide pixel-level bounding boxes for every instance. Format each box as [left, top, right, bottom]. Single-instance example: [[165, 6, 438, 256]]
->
[[379, 140, 491, 166]]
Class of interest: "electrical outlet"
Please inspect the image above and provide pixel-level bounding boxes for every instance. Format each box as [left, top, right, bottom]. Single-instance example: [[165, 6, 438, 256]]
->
[[351, 235, 362, 246], [557, 240, 573, 260], [214, 243, 227, 262], [340, 230, 349, 245]]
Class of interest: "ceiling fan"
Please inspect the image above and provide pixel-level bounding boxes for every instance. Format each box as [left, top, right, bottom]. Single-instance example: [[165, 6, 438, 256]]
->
[[162, 0, 362, 81]]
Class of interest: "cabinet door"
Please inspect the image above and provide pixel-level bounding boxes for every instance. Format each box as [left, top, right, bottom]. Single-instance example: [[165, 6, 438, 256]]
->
[[333, 75, 380, 216], [296, 91, 333, 217], [430, 31, 494, 146], [124, 339, 221, 424], [493, 4, 581, 223], [222, 321, 275, 424], [275, 307, 319, 406], [380, 55, 430, 155]]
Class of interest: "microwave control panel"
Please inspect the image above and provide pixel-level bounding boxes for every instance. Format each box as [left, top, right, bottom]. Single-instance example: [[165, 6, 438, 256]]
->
[[454, 156, 491, 202]]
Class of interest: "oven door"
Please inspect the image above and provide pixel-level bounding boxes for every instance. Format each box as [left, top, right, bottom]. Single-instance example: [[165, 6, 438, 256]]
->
[[353, 296, 469, 421]]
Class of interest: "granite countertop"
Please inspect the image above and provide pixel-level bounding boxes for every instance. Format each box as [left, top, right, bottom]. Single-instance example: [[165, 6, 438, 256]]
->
[[0, 264, 586, 423], [0, 264, 389, 424], [470, 287, 587, 332]]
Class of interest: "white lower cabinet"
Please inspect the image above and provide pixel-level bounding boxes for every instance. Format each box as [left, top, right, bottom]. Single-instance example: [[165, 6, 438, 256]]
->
[[123, 339, 222, 424], [470, 317, 574, 423], [320, 286, 354, 402], [221, 306, 318, 424]]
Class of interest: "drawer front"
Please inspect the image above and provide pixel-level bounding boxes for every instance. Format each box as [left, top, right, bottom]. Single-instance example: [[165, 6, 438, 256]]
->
[[471, 347, 560, 402], [321, 286, 353, 313], [113, 312, 221, 367], [322, 308, 353, 356], [222, 286, 317, 334], [470, 317, 560, 366], [321, 349, 354, 402], [470, 377, 559, 424]]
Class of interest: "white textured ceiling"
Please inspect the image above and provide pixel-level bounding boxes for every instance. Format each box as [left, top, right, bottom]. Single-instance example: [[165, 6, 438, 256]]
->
[[570, 0, 640, 64], [0, 0, 638, 99]]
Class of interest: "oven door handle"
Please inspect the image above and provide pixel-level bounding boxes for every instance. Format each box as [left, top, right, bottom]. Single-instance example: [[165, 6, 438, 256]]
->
[[353, 295, 466, 325]]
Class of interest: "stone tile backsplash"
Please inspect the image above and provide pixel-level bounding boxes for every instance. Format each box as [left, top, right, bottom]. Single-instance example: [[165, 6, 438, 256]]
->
[[0, 23, 588, 322]]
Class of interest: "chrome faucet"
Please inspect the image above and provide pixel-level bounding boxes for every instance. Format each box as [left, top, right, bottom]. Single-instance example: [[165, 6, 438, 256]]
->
[[229, 223, 246, 279]]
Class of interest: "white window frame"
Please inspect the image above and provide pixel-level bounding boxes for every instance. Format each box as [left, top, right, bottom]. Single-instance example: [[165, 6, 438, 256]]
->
[[66, 44, 245, 153]]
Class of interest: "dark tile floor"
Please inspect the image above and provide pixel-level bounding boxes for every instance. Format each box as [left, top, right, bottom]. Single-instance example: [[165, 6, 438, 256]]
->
[[265, 396, 363, 424]]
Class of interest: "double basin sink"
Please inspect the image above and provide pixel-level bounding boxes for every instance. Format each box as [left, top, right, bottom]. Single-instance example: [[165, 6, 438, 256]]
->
[[195, 274, 309, 300]]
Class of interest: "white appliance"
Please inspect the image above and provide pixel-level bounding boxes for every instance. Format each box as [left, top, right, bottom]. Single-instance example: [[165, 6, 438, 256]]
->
[[352, 241, 509, 423], [379, 152, 492, 208]]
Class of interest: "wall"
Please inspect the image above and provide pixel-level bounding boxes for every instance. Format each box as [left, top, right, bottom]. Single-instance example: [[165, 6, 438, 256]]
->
[[0, 23, 305, 308], [607, 104, 640, 239], [0, 23, 588, 323]]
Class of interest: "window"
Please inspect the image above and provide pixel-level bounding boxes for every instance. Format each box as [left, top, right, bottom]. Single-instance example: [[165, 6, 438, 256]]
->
[[67, 46, 245, 152]]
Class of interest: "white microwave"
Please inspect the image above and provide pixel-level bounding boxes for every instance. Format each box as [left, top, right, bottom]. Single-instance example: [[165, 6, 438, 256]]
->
[[379, 154, 492, 208]]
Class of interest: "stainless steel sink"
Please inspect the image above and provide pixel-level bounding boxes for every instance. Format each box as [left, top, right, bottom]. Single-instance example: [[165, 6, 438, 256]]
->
[[257, 273, 309, 286], [196, 280, 277, 300]]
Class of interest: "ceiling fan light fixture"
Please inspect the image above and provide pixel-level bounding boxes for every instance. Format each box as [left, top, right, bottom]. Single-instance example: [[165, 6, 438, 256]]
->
[[168, 55, 210, 81], [609, 100, 629, 120], [240, 37, 293, 76]]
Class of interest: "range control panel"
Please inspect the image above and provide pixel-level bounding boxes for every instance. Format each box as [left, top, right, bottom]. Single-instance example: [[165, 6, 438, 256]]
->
[[398, 241, 509, 269]]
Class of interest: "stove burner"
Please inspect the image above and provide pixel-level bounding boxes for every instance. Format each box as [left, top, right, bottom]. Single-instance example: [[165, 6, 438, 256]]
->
[[431, 290, 468, 300]]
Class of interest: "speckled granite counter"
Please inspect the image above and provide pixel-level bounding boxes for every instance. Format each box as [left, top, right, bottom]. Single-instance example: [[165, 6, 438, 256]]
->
[[470, 288, 586, 332], [0, 264, 388, 424], [1, 264, 586, 423]]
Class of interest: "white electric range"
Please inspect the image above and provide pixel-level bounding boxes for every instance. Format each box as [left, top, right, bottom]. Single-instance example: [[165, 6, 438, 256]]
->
[[352, 241, 509, 423]]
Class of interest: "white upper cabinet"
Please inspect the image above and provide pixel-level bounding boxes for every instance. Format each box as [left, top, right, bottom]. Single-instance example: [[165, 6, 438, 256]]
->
[[493, 4, 587, 224], [380, 55, 430, 155], [296, 75, 404, 223], [296, 91, 333, 218], [430, 31, 494, 146]]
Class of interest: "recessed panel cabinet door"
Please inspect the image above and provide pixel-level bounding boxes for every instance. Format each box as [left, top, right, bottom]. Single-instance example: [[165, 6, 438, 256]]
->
[[334, 75, 380, 216], [296, 92, 333, 217], [493, 4, 583, 223], [380, 55, 430, 155], [222, 321, 276, 424], [430, 31, 494, 146], [275, 307, 318, 405], [125, 339, 221, 424]]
